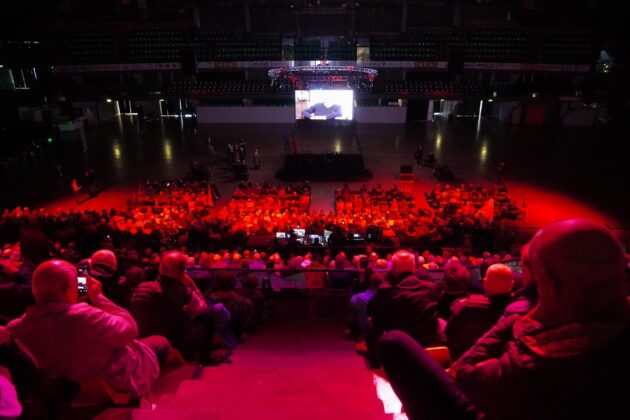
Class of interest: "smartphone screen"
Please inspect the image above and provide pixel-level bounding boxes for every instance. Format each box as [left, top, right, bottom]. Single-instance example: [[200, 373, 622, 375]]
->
[[504, 259, 522, 273], [77, 267, 88, 296]]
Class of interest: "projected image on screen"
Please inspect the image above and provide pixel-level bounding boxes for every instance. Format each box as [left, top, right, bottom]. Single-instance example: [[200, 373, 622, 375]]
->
[[295, 90, 354, 120]]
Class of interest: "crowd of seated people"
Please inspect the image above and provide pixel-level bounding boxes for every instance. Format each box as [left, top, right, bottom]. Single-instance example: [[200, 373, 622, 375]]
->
[[360, 219, 630, 419], [0, 248, 268, 415], [127, 179, 512, 244], [335, 184, 447, 244], [133, 179, 219, 209], [2, 177, 523, 262], [426, 183, 522, 222], [335, 183, 415, 218], [355, 248, 526, 364], [228, 181, 311, 221], [0, 212, 628, 416]]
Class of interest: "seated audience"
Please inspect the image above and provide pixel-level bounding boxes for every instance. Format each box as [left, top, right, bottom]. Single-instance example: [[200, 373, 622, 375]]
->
[[130, 251, 216, 365], [366, 250, 441, 367], [436, 263, 471, 319], [348, 273, 384, 338], [377, 219, 630, 419], [500, 243, 538, 321], [239, 273, 268, 330], [304, 253, 327, 289], [0, 326, 39, 417], [8, 260, 169, 399], [445, 263, 514, 359], [328, 253, 357, 289], [89, 249, 132, 309], [209, 272, 253, 343], [0, 230, 50, 320]]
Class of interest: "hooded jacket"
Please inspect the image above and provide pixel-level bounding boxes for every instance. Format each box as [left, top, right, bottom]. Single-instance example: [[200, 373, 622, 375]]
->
[[452, 314, 630, 419]]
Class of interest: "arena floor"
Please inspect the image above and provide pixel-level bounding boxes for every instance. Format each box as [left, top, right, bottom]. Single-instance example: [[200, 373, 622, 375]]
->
[[3, 115, 628, 236]]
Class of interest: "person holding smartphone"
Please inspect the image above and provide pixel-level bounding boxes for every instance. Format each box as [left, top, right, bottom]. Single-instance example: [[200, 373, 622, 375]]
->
[[7, 259, 171, 399]]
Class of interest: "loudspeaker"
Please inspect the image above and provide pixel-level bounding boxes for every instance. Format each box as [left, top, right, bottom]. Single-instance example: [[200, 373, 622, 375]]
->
[[400, 165, 413, 174]]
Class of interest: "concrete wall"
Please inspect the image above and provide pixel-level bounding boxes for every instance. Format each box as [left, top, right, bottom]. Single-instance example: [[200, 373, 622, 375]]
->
[[490, 101, 520, 123], [355, 106, 407, 124], [197, 106, 294, 123]]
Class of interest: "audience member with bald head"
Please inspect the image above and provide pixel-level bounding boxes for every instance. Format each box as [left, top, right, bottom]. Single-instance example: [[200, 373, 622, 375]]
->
[[483, 263, 514, 297], [378, 219, 630, 420], [8, 259, 170, 399], [31, 260, 78, 304], [366, 249, 440, 367], [131, 251, 216, 364], [445, 263, 515, 359]]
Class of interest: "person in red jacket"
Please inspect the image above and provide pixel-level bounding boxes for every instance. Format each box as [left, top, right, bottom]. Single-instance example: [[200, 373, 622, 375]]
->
[[378, 219, 630, 419]]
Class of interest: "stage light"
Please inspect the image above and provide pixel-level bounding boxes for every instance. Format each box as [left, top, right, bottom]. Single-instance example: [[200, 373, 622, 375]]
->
[[480, 143, 488, 164], [106, 98, 112, 103], [47, 137, 54, 143], [163, 140, 173, 161]]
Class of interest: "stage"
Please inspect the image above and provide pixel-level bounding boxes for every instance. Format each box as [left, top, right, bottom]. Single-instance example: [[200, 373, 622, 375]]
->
[[276, 122, 372, 181]]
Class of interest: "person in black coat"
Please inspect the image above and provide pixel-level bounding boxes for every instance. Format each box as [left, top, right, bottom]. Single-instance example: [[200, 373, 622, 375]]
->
[[366, 250, 441, 367]]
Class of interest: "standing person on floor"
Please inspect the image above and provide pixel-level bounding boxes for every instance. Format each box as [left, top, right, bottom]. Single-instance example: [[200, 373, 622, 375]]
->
[[253, 148, 261, 170]]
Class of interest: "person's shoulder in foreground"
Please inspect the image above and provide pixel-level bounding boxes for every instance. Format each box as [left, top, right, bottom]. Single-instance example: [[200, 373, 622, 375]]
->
[[451, 219, 630, 419]]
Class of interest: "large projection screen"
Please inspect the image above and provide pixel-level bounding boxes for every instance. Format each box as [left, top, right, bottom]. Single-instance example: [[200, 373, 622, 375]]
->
[[295, 89, 354, 120]]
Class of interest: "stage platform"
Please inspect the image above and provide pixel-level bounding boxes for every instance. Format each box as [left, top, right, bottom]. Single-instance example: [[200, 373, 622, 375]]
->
[[276, 122, 372, 181]]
